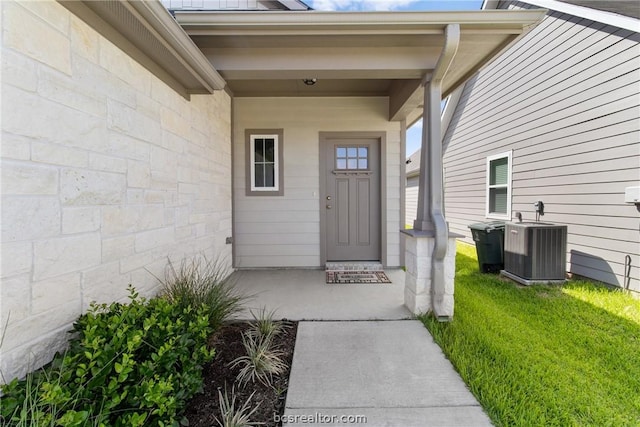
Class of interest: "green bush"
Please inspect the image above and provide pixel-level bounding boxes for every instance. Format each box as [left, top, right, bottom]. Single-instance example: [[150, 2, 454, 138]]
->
[[0, 287, 214, 427], [159, 255, 246, 331]]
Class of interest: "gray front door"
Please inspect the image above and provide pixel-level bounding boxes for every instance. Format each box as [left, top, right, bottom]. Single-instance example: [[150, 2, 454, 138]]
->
[[324, 138, 381, 261]]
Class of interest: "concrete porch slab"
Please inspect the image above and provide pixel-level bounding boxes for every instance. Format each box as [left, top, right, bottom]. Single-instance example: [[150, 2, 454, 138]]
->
[[231, 269, 410, 320], [284, 321, 492, 427]]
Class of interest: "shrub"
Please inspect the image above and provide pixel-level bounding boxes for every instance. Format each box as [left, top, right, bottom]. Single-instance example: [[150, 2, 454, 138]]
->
[[0, 287, 214, 427], [159, 255, 246, 331]]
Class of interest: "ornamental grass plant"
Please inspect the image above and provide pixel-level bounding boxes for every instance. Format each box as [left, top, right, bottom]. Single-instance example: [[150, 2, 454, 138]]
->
[[158, 255, 246, 331]]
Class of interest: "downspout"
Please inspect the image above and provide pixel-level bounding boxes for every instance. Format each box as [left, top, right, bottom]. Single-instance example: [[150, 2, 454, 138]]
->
[[429, 24, 459, 320]]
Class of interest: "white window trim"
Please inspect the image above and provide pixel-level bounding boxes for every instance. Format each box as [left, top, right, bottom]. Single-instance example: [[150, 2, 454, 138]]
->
[[249, 134, 279, 192], [485, 150, 512, 220]]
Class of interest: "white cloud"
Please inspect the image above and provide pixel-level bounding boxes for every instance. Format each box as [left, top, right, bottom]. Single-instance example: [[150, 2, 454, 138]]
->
[[309, 0, 420, 11]]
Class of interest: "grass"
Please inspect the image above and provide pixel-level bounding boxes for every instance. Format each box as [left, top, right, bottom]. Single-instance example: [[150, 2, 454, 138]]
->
[[421, 243, 640, 427]]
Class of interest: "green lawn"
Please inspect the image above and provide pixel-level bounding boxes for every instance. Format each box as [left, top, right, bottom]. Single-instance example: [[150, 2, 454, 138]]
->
[[421, 243, 640, 427]]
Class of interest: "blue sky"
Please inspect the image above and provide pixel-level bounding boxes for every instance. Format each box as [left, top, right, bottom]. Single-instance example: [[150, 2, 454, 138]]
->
[[306, 0, 483, 11], [306, 0, 483, 156]]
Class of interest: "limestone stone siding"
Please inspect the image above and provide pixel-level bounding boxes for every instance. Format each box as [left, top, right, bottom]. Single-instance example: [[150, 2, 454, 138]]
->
[[1, 0, 232, 382]]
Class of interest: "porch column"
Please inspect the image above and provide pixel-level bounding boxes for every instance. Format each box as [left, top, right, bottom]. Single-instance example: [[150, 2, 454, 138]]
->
[[403, 24, 460, 321]]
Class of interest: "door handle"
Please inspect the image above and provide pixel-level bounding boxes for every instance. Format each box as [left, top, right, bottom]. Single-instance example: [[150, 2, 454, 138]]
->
[[326, 205, 332, 209], [326, 196, 332, 200]]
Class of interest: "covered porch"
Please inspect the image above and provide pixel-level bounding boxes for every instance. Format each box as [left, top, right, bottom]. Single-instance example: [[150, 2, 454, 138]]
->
[[232, 268, 409, 320], [172, 7, 546, 319]]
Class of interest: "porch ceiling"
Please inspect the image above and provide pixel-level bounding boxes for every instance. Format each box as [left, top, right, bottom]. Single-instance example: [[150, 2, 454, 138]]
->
[[173, 9, 546, 121]]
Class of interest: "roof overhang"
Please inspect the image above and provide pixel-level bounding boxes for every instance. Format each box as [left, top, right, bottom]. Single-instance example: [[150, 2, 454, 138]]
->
[[174, 9, 546, 121], [59, 0, 226, 97], [484, 0, 640, 32]]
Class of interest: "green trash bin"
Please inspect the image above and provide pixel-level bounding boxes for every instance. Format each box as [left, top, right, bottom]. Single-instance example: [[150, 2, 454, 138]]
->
[[468, 221, 505, 273]]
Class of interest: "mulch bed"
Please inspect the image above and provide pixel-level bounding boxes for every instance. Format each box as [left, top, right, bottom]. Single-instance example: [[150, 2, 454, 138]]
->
[[184, 320, 298, 427]]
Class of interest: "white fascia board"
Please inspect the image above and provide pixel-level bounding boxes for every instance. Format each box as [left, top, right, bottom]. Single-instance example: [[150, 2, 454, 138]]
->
[[485, 0, 640, 33]]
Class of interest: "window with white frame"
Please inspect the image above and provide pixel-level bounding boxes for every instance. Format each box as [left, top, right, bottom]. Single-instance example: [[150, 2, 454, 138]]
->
[[246, 130, 284, 196], [486, 151, 512, 219]]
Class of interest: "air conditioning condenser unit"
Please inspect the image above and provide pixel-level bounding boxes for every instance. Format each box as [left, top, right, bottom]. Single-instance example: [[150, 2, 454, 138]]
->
[[502, 222, 568, 285]]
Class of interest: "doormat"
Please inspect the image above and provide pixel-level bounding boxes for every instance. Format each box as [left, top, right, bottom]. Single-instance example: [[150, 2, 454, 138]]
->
[[326, 270, 392, 284]]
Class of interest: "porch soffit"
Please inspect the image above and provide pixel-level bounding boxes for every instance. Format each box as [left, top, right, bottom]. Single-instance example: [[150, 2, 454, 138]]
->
[[173, 9, 546, 120]]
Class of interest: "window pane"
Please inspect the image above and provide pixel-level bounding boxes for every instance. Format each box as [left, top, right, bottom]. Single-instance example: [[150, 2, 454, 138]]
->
[[264, 139, 275, 162], [347, 159, 358, 169], [254, 164, 264, 188], [264, 163, 275, 188], [337, 159, 347, 169], [490, 157, 508, 185], [337, 147, 346, 157], [358, 147, 368, 157], [490, 188, 508, 214], [358, 158, 368, 169], [347, 147, 357, 157], [254, 139, 265, 162]]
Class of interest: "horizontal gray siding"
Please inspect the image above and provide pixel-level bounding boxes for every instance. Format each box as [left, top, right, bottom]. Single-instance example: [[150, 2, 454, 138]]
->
[[234, 97, 402, 268], [443, 1, 640, 292], [405, 176, 419, 226]]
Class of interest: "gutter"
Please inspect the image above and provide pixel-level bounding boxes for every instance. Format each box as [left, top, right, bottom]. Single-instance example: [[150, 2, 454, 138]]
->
[[174, 9, 547, 32], [428, 24, 459, 320]]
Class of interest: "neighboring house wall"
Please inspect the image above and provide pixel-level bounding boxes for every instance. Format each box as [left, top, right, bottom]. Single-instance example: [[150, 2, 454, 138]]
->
[[234, 97, 402, 268], [443, 1, 640, 291], [405, 176, 419, 226], [1, 0, 232, 381], [404, 148, 423, 227]]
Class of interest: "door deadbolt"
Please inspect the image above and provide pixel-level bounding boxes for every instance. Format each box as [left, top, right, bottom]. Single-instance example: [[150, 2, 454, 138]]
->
[[326, 196, 331, 200]]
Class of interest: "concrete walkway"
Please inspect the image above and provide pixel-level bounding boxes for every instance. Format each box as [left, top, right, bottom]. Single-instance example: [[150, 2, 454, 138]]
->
[[231, 269, 492, 426], [283, 321, 492, 427]]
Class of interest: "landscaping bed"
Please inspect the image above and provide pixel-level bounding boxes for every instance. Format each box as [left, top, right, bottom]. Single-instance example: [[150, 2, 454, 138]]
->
[[185, 320, 298, 427], [422, 243, 640, 426], [0, 256, 299, 427]]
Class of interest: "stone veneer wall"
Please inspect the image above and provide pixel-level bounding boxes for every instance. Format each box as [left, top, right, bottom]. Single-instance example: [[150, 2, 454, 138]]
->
[[1, 0, 232, 382]]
